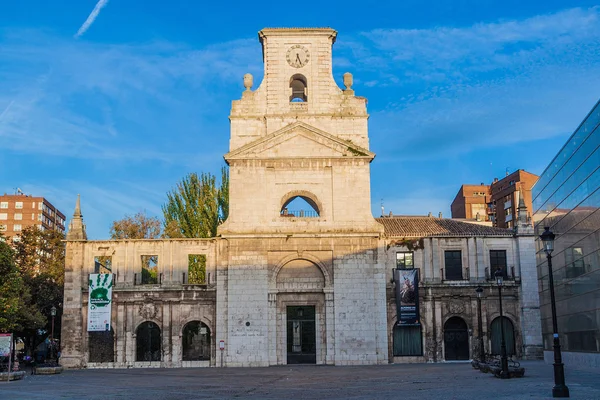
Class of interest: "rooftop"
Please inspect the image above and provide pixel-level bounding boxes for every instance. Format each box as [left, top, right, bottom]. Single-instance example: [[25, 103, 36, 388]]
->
[[376, 216, 514, 237]]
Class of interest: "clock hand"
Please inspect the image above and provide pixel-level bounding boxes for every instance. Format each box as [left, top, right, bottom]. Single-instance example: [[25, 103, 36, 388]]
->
[[296, 54, 302, 64]]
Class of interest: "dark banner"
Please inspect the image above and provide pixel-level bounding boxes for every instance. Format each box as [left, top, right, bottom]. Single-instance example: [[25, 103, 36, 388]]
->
[[394, 269, 420, 325]]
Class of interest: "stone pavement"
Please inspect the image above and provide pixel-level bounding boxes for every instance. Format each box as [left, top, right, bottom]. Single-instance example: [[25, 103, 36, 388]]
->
[[1, 361, 599, 400]]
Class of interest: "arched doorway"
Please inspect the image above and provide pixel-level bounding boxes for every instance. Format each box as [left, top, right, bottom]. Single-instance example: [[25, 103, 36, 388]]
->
[[136, 321, 161, 361], [444, 317, 469, 360], [182, 321, 211, 361], [275, 257, 326, 365], [490, 317, 516, 356], [88, 328, 114, 363]]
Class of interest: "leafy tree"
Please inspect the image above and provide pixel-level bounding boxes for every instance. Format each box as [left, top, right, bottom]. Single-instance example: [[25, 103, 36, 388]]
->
[[11, 226, 65, 354], [109, 211, 162, 239], [0, 239, 26, 332], [218, 166, 229, 223], [188, 254, 206, 284], [162, 167, 229, 238]]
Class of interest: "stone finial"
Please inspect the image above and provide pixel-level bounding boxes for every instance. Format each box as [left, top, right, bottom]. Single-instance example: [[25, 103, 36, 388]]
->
[[243, 73, 253, 91], [517, 196, 527, 225], [74, 193, 82, 217], [67, 194, 87, 241], [343, 72, 353, 90]]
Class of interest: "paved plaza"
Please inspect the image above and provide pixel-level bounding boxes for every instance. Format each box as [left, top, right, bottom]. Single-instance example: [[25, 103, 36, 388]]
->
[[1, 361, 599, 399]]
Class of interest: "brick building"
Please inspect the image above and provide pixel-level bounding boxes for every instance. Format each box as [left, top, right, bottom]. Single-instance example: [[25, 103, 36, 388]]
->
[[451, 169, 539, 228], [450, 184, 490, 221], [0, 193, 66, 239]]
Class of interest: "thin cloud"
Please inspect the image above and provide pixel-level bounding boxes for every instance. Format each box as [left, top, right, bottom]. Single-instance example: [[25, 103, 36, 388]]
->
[[75, 0, 110, 38]]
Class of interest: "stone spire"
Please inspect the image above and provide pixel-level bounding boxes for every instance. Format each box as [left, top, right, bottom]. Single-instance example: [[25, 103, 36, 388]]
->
[[67, 194, 87, 240], [515, 195, 533, 235], [517, 196, 528, 225]]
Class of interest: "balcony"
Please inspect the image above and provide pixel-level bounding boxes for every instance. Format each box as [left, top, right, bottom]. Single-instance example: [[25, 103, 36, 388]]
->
[[485, 266, 517, 281]]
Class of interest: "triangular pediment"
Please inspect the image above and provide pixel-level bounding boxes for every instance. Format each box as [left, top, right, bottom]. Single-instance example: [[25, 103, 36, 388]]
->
[[225, 122, 374, 161]]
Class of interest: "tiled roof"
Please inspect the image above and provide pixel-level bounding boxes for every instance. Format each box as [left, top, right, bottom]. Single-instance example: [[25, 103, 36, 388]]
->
[[375, 216, 514, 238]]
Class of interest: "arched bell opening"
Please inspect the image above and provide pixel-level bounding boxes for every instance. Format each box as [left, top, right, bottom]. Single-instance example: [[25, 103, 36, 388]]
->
[[289, 74, 308, 102], [280, 193, 320, 218]]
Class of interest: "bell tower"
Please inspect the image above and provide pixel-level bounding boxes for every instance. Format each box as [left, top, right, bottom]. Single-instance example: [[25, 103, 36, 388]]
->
[[219, 28, 382, 235]]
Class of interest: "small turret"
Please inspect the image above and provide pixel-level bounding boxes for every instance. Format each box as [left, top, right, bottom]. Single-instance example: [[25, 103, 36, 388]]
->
[[66, 194, 87, 240]]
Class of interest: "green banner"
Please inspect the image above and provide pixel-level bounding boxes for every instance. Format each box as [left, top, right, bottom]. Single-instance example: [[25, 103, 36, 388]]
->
[[88, 274, 113, 332]]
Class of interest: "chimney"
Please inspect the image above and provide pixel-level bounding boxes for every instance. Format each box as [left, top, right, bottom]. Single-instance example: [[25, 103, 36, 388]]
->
[[389, 211, 393, 217], [438, 212, 442, 218], [428, 212, 432, 217]]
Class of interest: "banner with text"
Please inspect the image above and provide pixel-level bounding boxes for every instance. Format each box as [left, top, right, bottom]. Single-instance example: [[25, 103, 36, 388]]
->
[[87, 273, 114, 332], [394, 269, 420, 325]]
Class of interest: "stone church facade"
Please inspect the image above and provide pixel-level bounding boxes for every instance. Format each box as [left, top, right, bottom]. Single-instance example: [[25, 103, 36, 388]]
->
[[61, 28, 543, 368]]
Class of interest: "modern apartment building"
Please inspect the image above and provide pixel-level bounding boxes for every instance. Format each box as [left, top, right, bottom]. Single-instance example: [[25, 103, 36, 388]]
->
[[451, 169, 539, 229], [0, 193, 66, 238], [532, 98, 600, 368]]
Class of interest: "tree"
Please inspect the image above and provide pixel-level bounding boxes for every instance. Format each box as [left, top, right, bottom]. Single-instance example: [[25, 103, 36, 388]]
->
[[11, 227, 65, 354], [0, 239, 26, 332], [109, 211, 162, 239], [162, 167, 229, 238]]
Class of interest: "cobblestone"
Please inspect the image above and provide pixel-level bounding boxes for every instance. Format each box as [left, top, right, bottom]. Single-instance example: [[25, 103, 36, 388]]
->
[[1, 361, 599, 399]]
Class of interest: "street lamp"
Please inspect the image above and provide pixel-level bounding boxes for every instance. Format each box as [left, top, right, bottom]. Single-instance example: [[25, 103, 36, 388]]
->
[[475, 286, 485, 363], [50, 306, 57, 362], [540, 227, 570, 398], [495, 268, 510, 379]]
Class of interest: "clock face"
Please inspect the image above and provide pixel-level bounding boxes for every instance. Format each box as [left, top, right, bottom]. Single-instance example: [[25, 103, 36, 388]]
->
[[286, 45, 310, 68]]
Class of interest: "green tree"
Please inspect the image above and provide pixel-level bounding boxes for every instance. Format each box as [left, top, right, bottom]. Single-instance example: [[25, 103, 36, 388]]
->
[[0, 239, 26, 332], [12, 227, 65, 354], [162, 167, 229, 238], [110, 211, 162, 239]]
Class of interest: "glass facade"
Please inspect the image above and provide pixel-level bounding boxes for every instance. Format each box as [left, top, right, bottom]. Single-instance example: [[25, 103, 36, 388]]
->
[[532, 99, 600, 358]]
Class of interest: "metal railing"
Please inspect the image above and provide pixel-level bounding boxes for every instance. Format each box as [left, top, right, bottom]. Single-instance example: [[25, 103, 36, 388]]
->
[[280, 209, 319, 218], [485, 266, 516, 281]]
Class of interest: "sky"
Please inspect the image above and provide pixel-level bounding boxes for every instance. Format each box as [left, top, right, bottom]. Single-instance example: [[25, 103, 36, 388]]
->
[[1, 0, 599, 240]]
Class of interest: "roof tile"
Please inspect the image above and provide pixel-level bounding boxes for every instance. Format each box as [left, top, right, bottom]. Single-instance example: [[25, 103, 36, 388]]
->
[[376, 216, 514, 237]]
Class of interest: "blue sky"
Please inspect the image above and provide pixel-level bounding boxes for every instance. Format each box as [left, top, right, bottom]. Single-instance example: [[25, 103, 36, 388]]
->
[[1, 1, 599, 239]]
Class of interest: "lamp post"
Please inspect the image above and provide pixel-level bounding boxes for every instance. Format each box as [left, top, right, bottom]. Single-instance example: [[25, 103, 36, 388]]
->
[[540, 227, 570, 398], [50, 306, 57, 362], [495, 268, 510, 379], [476, 286, 485, 363]]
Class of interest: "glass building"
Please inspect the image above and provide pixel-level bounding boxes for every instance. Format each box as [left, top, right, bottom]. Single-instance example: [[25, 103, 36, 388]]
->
[[532, 99, 600, 368]]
